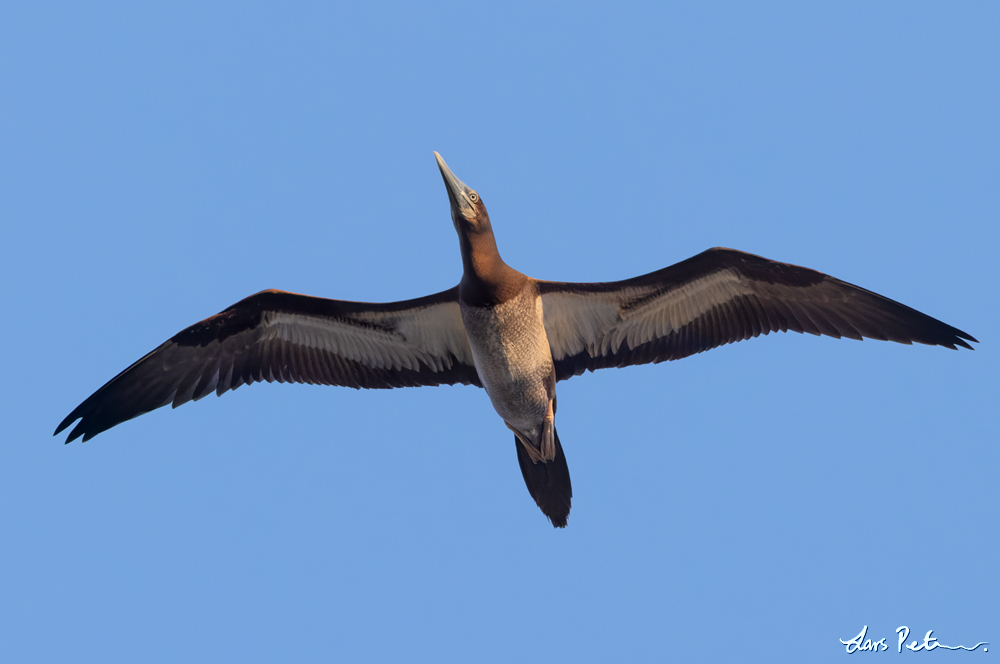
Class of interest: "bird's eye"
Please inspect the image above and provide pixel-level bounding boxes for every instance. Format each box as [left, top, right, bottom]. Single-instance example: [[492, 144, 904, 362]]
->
[[469, 192, 479, 203]]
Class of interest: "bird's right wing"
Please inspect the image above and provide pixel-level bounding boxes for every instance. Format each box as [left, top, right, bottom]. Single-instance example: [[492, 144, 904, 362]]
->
[[539, 248, 976, 381], [56, 287, 480, 442]]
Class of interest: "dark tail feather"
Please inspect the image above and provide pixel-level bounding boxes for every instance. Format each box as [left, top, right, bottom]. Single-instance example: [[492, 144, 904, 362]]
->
[[515, 427, 572, 528]]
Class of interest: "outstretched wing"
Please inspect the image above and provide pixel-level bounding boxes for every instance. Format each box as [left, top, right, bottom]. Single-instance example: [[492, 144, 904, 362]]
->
[[539, 248, 976, 382], [56, 287, 480, 442]]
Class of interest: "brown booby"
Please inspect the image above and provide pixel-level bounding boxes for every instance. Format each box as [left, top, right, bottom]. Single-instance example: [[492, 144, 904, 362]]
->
[[55, 152, 977, 527]]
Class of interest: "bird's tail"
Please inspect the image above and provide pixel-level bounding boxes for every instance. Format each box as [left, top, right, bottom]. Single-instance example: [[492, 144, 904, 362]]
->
[[515, 427, 572, 528]]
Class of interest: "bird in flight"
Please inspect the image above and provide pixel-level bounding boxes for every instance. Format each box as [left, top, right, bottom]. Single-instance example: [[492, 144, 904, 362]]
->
[[56, 153, 976, 527]]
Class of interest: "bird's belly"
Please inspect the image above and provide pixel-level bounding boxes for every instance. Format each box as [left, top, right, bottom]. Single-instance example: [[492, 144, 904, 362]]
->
[[461, 290, 555, 430]]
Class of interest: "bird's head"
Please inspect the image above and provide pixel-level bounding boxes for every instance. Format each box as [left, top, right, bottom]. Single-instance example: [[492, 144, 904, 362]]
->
[[435, 152, 492, 237]]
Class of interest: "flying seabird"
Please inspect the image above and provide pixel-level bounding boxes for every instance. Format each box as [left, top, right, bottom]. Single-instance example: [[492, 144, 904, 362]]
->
[[55, 153, 977, 527]]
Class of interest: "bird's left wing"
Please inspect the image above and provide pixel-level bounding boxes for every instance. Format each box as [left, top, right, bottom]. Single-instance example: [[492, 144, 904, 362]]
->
[[538, 248, 976, 382], [55, 287, 480, 442]]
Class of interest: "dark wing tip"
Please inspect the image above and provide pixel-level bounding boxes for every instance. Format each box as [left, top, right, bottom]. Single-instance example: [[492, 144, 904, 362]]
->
[[54, 407, 104, 444], [55, 385, 145, 443], [54, 409, 84, 442], [914, 322, 976, 351], [53, 418, 72, 437], [956, 330, 978, 349]]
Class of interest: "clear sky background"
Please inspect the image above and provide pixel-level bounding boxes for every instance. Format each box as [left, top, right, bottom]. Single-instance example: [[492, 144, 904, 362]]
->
[[2, 2, 996, 662]]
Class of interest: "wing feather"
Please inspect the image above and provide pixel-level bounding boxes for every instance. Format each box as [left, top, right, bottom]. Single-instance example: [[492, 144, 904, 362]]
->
[[56, 287, 479, 442], [539, 248, 976, 381]]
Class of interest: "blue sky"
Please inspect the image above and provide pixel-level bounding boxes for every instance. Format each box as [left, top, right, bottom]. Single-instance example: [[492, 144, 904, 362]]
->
[[2, 2, 996, 662]]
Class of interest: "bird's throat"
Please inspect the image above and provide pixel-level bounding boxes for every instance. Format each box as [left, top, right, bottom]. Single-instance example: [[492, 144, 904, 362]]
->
[[458, 231, 526, 306]]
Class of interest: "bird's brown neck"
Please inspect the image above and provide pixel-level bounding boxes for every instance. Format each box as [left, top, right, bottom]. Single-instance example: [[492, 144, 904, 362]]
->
[[457, 226, 527, 307]]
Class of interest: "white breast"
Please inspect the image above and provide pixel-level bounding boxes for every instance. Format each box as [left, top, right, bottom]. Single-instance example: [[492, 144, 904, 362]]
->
[[461, 287, 555, 429]]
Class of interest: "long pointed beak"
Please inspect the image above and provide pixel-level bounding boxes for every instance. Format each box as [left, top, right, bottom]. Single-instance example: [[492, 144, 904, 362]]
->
[[434, 152, 476, 217]]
